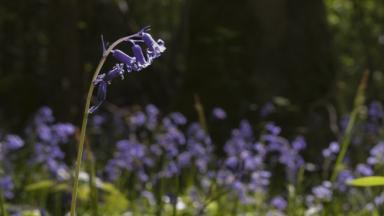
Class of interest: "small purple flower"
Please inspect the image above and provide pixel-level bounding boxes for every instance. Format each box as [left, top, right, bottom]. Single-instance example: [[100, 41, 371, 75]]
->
[[322, 142, 339, 159], [329, 142, 339, 153], [131, 42, 150, 69], [52, 123, 75, 143], [292, 136, 306, 152], [141, 32, 166, 59], [111, 49, 136, 72], [169, 112, 187, 125], [225, 156, 239, 169], [146, 104, 159, 119], [265, 122, 281, 135], [89, 81, 108, 114], [34, 106, 55, 125], [212, 107, 227, 120], [336, 170, 354, 192], [104, 63, 125, 81], [91, 114, 106, 128], [356, 163, 373, 176], [239, 120, 253, 139], [260, 102, 276, 117], [130, 111, 147, 127], [374, 194, 384, 206], [368, 142, 384, 165], [368, 101, 384, 120], [0, 175, 14, 199], [4, 135, 24, 150], [312, 181, 332, 201], [271, 196, 287, 210]]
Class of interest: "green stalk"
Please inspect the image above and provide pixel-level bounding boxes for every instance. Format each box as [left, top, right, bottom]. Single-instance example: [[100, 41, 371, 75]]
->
[[69, 32, 142, 216], [0, 189, 7, 216], [85, 140, 98, 216], [194, 95, 208, 132], [330, 70, 369, 182]]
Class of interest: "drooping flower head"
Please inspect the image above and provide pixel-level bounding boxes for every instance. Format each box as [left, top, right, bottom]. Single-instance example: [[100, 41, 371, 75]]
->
[[89, 27, 166, 113]]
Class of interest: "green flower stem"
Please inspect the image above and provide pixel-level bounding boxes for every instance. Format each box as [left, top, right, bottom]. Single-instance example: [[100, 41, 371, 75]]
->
[[0, 189, 7, 216], [330, 70, 369, 182], [194, 94, 208, 132], [69, 32, 141, 216], [85, 140, 98, 216]]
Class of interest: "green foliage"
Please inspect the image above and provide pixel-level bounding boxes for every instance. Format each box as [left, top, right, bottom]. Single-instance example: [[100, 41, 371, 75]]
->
[[99, 183, 128, 215], [349, 176, 384, 187], [26, 180, 68, 192]]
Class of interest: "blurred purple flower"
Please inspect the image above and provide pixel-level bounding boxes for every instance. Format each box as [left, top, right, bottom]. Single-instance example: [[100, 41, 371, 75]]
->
[[4, 135, 24, 150], [336, 170, 354, 192], [356, 164, 373, 176], [312, 181, 332, 201], [271, 196, 287, 210], [260, 102, 276, 117], [265, 122, 281, 135], [0, 175, 14, 199], [34, 106, 55, 125], [368, 101, 384, 120], [212, 107, 227, 120], [169, 112, 187, 125], [292, 136, 306, 152]]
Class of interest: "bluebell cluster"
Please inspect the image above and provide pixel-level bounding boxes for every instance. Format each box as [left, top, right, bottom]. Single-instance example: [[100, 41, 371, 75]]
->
[[0, 133, 24, 199], [26, 107, 75, 180], [3, 100, 384, 215], [103, 105, 213, 187], [89, 28, 166, 114]]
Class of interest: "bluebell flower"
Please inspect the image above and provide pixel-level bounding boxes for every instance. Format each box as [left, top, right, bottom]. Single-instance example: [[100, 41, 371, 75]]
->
[[169, 112, 187, 125], [271, 196, 287, 210], [367, 142, 384, 165], [292, 136, 306, 152], [89, 80, 108, 114], [130, 111, 147, 127], [368, 101, 384, 120], [260, 102, 276, 117], [312, 181, 332, 201], [90, 29, 166, 113], [322, 142, 339, 159], [141, 32, 166, 59], [0, 175, 14, 199], [239, 120, 253, 140], [336, 170, 354, 192], [374, 194, 384, 206], [177, 152, 192, 167], [29, 107, 75, 180], [111, 50, 136, 72], [265, 122, 281, 135], [212, 107, 227, 120], [131, 42, 150, 70], [34, 106, 55, 125], [4, 134, 24, 150], [146, 104, 159, 119], [52, 123, 75, 143], [225, 156, 239, 170], [356, 163, 373, 176]]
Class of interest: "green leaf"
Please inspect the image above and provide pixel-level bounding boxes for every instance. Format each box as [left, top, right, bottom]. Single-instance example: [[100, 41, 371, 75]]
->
[[25, 180, 55, 191], [348, 176, 384, 187], [99, 183, 128, 215]]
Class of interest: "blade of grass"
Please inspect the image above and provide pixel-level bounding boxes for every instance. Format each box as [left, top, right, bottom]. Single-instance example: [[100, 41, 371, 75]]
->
[[194, 94, 208, 132], [330, 70, 369, 182], [0, 189, 7, 216]]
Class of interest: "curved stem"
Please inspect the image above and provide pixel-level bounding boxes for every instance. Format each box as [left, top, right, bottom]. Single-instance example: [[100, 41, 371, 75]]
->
[[69, 33, 140, 216]]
